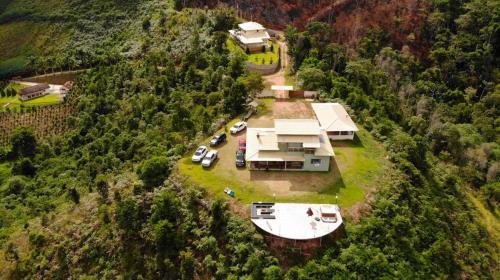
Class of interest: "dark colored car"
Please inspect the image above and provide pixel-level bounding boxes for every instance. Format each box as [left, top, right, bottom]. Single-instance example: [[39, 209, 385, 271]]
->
[[235, 150, 246, 167], [209, 132, 227, 146], [238, 137, 246, 152]]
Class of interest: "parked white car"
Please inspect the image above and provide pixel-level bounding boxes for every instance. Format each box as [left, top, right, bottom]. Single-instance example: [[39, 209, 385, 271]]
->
[[192, 146, 208, 162], [230, 121, 247, 134], [202, 150, 218, 168]]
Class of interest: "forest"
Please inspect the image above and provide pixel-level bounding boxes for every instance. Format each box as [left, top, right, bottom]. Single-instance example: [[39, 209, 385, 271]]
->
[[0, 0, 499, 279]]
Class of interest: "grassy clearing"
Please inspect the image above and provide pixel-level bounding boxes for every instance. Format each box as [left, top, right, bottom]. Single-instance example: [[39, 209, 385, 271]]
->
[[0, 21, 65, 61], [0, 55, 29, 78], [226, 38, 279, 65], [178, 123, 390, 207]]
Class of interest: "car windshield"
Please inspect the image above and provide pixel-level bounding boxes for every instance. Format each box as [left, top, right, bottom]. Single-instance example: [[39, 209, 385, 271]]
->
[[195, 148, 204, 155]]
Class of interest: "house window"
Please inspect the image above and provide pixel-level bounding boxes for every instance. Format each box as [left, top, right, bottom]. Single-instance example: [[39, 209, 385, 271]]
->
[[304, 148, 315, 154], [311, 159, 321, 166], [330, 131, 340, 135], [341, 131, 349, 135], [288, 143, 303, 152]]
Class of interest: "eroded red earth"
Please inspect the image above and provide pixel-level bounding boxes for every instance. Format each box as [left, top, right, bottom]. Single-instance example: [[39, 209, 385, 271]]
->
[[190, 0, 429, 58]]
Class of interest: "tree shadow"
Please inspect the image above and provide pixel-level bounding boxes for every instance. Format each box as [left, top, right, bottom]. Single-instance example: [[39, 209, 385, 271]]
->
[[207, 140, 229, 149]]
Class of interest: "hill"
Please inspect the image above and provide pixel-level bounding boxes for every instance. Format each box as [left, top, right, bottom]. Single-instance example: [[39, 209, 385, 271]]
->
[[0, 0, 498, 279], [0, 0, 165, 78]]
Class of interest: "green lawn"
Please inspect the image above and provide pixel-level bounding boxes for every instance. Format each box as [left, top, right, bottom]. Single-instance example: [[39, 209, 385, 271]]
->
[[178, 125, 390, 207], [226, 38, 279, 65], [0, 82, 61, 111]]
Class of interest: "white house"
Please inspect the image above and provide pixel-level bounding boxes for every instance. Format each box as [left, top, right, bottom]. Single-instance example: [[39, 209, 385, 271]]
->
[[229, 21, 270, 52], [311, 103, 359, 140], [245, 119, 334, 171]]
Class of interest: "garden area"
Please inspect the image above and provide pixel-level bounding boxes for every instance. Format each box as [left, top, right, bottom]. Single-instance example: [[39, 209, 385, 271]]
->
[[226, 38, 280, 65]]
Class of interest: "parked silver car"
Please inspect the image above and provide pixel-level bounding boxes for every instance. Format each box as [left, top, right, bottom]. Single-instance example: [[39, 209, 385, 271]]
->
[[192, 146, 208, 162], [202, 150, 218, 168], [230, 121, 247, 134]]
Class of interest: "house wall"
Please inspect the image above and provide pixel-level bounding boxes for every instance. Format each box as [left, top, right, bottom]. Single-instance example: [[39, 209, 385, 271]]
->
[[242, 42, 268, 52], [303, 155, 331, 171], [19, 90, 48, 101], [327, 131, 355, 140], [242, 30, 267, 37]]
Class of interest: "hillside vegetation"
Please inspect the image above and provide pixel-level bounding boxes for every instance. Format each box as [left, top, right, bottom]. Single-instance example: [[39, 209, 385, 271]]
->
[[0, 0, 168, 78], [0, 0, 498, 279]]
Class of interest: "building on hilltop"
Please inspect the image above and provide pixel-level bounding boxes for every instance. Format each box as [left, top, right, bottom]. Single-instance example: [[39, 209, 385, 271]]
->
[[251, 202, 343, 249], [229, 21, 271, 52], [311, 103, 359, 140], [245, 119, 334, 171], [19, 83, 50, 101]]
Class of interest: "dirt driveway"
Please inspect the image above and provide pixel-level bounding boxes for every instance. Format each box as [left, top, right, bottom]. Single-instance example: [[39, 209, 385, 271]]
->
[[248, 98, 314, 128]]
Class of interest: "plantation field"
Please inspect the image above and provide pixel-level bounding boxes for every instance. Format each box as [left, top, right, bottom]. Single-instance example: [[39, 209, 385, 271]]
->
[[226, 38, 280, 65]]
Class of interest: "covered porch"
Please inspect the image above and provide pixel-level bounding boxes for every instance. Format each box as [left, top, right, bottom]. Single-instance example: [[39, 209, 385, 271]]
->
[[250, 160, 304, 171]]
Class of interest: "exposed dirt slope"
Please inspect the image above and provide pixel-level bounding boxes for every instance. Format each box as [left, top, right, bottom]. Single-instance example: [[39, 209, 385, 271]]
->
[[190, 0, 428, 56]]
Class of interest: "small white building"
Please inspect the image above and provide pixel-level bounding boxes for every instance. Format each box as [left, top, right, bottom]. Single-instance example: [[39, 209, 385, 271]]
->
[[311, 103, 359, 140], [251, 202, 343, 246], [18, 83, 50, 101], [229, 21, 270, 52]]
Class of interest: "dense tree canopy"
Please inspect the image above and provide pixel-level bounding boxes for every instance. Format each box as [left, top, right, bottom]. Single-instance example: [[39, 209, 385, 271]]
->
[[282, 0, 498, 277]]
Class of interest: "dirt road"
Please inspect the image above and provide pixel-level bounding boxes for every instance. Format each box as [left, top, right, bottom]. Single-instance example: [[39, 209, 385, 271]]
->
[[263, 31, 289, 87]]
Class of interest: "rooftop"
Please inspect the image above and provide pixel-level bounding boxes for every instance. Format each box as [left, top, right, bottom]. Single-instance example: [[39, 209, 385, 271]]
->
[[245, 121, 335, 161], [19, 83, 50, 96], [311, 103, 359, 132], [238, 21, 266, 31], [229, 29, 270, 44], [277, 135, 320, 148], [274, 119, 321, 135], [251, 203, 343, 240]]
